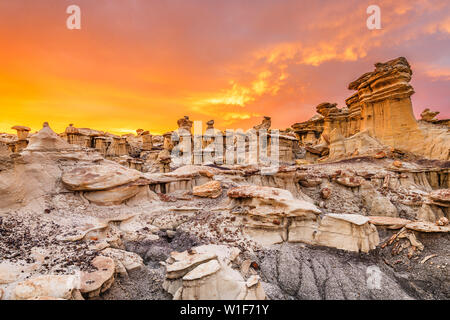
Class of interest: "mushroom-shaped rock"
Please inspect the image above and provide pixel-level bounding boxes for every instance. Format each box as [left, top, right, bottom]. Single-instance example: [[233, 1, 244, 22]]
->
[[177, 116, 193, 133], [193, 181, 222, 198], [80, 256, 115, 298], [13, 275, 80, 300], [420, 108, 440, 122], [11, 125, 31, 140], [316, 102, 339, 117], [62, 162, 142, 191], [206, 120, 215, 130]]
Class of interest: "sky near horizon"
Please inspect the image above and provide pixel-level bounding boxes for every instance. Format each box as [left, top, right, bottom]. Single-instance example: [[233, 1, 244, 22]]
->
[[0, 0, 449, 135]]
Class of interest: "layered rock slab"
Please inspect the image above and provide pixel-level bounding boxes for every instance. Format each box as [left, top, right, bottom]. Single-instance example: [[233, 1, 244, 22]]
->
[[62, 162, 142, 191], [163, 245, 265, 300], [228, 185, 321, 246]]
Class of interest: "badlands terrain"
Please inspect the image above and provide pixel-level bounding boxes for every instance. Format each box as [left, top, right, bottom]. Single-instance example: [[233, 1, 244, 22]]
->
[[0, 57, 449, 300]]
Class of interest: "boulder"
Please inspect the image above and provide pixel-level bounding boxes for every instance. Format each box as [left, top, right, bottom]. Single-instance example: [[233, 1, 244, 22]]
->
[[374, 151, 387, 159], [193, 181, 222, 198], [360, 182, 398, 217], [420, 108, 439, 122], [296, 173, 322, 187], [335, 175, 364, 188], [11, 126, 31, 141], [436, 217, 449, 226], [392, 160, 403, 168], [79, 256, 115, 298], [320, 187, 332, 199]]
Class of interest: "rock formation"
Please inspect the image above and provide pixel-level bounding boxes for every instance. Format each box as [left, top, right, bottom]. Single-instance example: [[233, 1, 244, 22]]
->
[[293, 57, 449, 161], [192, 181, 222, 198], [253, 116, 271, 131], [420, 108, 440, 122], [163, 245, 265, 300], [0, 57, 449, 301], [177, 116, 193, 133]]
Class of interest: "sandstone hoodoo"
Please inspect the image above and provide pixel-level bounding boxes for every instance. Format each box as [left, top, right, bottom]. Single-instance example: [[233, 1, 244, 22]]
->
[[0, 57, 449, 301], [293, 57, 449, 162]]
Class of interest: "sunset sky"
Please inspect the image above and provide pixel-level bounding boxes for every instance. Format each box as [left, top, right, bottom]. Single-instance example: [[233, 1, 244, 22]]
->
[[0, 0, 449, 135]]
